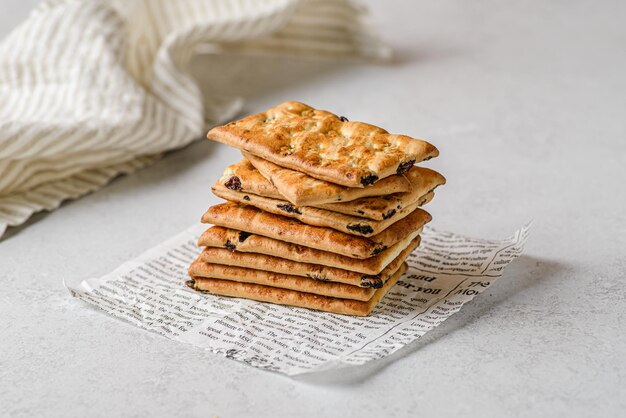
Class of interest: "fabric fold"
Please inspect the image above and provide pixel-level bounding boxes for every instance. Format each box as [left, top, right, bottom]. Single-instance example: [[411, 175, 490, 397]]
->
[[0, 0, 388, 238]]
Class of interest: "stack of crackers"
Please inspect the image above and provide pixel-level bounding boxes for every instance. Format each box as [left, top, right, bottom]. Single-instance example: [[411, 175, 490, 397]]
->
[[187, 102, 445, 316]]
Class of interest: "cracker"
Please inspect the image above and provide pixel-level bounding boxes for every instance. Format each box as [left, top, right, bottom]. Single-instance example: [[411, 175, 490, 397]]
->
[[220, 158, 443, 221], [220, 158, 444, 221], [317, 166, 445, 220], [198, 226, 421, 275], [189, 261, 381, 301], [245, 152, 410, 206], [201, 202, 431, 258], [207, 101, 438, 187], [186, 262, 408, 316], [213, 179, 434, 236], [197, 235, 420, 288], [218, 158, 282, 199]]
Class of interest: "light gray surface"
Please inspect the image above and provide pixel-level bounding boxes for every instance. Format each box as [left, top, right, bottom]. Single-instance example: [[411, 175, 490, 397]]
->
[[1, 1, 625, 417]]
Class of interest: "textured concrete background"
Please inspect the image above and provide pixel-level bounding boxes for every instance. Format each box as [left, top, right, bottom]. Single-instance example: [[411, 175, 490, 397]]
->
[[1, 1, 625, 417]]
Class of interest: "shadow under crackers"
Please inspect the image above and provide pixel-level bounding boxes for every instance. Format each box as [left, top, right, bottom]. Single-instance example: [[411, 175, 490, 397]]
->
[[294, 255, 566, 385]]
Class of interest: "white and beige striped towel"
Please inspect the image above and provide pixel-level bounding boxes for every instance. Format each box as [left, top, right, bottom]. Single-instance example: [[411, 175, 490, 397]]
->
[[0, 0, 389, 238]]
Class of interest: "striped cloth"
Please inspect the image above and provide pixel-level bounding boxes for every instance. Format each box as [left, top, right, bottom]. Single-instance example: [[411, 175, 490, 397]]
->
[[0, 0, 389, 238]]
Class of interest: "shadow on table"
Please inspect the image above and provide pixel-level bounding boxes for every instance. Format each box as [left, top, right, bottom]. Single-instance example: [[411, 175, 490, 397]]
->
[[294, 255, 566, 385], [0, 139, 209, 243]]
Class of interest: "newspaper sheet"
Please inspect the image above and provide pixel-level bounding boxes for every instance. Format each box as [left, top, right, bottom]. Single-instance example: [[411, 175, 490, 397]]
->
[[65, 224, 530, 375]]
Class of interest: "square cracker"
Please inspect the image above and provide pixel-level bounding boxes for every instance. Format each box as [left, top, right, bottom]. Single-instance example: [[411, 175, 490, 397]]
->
[[245, 153, 411, 206], [207, 101, 438, 187], [198, 226, 421, 275], [317, 166, 446, 220], [218, 158, 283, 199], [221, 157, 444, 220], [213, 179, 433, 236], [189, 260, 387, 301], [186, 262, 408, 316], [201, 202, 431, 258], [197, 234, 420, 289]]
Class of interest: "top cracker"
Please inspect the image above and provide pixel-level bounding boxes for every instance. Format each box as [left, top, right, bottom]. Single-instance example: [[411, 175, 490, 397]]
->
[[207, 101, 439, 187]]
